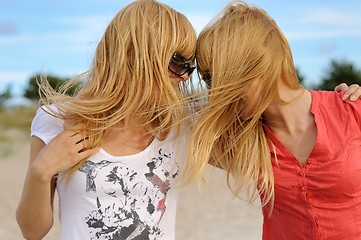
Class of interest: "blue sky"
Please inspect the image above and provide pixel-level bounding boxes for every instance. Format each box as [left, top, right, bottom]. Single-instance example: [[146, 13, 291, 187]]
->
[[1, 0, 361, 105]]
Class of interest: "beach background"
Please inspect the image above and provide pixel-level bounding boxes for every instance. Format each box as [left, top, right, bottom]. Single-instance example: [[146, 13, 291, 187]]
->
[[1, 1, 360, 239], [0, 107, 263, 240]]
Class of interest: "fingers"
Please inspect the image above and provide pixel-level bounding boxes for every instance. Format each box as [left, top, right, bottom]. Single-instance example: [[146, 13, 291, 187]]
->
[[342, 84, 361, 101], [335, 83, 361, 101], [70, 132, 100, 158], [67, 132, 96, 157], [74, 137, 90, 154], [77, 147, 100, 161], [54, 130, 98, 167], [335, 83, 349, 92], [37, 127, 100, 177], [63, 129, 87, 146]]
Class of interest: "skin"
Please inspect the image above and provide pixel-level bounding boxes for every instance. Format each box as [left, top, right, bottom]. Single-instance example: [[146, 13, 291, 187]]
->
[[260, 82, 360, 167], [336, 83, 361, 101], [15, 73, 356, 239], [16, 70, 189, 240], [16, 130, 98, 239], [169, 70, 190, 87], [238, 77, 263, 120], [263, 86, 315, 166]]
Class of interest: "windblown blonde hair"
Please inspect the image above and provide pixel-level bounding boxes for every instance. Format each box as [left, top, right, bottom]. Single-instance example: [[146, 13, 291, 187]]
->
[[184, 1, 301, 208], [39, 0, 196, 179]]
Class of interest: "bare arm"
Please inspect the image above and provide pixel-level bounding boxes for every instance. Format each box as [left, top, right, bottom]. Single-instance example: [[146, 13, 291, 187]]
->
[[16, 130, 98, 240], [16, 136, 56, 240]]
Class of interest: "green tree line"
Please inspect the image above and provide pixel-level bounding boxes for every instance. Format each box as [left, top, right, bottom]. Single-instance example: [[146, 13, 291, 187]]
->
[[1, 59, 361, 109], [295, 59, 361, 89], [23, 74, 78, 100]]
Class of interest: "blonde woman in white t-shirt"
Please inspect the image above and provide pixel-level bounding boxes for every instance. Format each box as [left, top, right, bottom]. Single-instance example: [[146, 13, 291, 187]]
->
[[16, 1, 360, 239], [16, 1, 196, 239]]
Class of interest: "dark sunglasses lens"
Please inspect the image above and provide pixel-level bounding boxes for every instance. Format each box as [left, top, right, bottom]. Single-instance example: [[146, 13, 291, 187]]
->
[[188, 67, 195, 75], [203, 73, 212, 87], [172, 53, 186, 63], [169, 53, 194, 76], [169, 62, 187, 76]]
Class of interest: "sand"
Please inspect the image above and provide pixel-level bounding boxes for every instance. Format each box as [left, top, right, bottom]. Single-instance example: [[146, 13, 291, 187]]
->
[[0, 128, 263, 240]]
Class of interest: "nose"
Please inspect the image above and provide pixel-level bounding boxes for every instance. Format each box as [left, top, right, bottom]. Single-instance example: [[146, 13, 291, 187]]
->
[[180, 72, 190, 82]]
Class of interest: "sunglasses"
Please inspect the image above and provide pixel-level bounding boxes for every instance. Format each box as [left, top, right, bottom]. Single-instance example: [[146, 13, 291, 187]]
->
[[202, 72, 212, 88], [168, 53, 195, 77]]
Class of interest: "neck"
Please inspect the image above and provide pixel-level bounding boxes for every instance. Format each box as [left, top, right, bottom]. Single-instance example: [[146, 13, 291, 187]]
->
[[106, 112, 155, 140], [262, 85, 312, 135], [102, 117, 155, 156], [105, 115, 153, 140]]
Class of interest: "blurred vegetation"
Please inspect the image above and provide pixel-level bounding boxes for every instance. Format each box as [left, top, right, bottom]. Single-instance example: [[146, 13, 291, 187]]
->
[[24, 73, 78, 101], [0, 58, 360, 133], [0, 106, 37, 158], [0, 106, 37, 133], [296, 67, 305, 85], [0, 84, 12, 110], [314, 59, 361, 90]]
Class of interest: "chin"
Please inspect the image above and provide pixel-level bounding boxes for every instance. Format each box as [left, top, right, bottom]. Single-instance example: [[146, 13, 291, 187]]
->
[[238, 110, 256, 121]]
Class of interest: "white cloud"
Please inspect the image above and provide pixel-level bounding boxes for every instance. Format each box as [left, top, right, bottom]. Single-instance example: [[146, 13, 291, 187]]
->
[[55, 15, 111, 26], [285, 28, 361, 41], [0, 71, 32, 95], [0, 21, 18, 35], [0, 15, 107, 62], [0, 71, 30, 84], [300, 8, 361, 26], [0, 15, 107, 44], [281, 7, 361, 41], [316, 43, 338, 55]]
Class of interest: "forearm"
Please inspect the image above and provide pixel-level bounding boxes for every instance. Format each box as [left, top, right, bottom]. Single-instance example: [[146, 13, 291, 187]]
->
[[17, 129, 98, 239], [16, 162, 56, 240]]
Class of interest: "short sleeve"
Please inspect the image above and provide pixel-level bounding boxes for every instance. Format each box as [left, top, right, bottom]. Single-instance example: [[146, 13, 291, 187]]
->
[[342, 92, 361, 128], [31, 105, 64, 144]]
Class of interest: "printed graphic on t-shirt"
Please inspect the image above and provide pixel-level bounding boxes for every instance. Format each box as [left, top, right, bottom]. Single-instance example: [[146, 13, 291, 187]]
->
[[79, 148, 178, 240]]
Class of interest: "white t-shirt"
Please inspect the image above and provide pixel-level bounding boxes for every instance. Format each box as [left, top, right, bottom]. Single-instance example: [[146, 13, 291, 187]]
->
[[31, 106, 189, 240]]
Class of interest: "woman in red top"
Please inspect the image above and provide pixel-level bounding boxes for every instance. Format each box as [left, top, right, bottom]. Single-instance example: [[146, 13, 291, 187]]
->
[[184, 1, 361, 239]]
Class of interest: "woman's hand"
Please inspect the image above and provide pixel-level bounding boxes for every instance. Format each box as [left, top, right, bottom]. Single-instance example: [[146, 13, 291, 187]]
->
[[16, 129, 99, 239], [34, 129, 99, 180], [334, 83, 361, 101]]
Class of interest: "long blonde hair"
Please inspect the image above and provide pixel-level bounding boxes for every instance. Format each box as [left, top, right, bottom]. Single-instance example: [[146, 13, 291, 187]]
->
[[184, 1, 301, 207], [39, 0, 196, 179]]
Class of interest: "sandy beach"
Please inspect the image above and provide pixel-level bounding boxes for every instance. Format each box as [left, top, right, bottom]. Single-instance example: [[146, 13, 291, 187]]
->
[[0, 128, 263, 240]]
